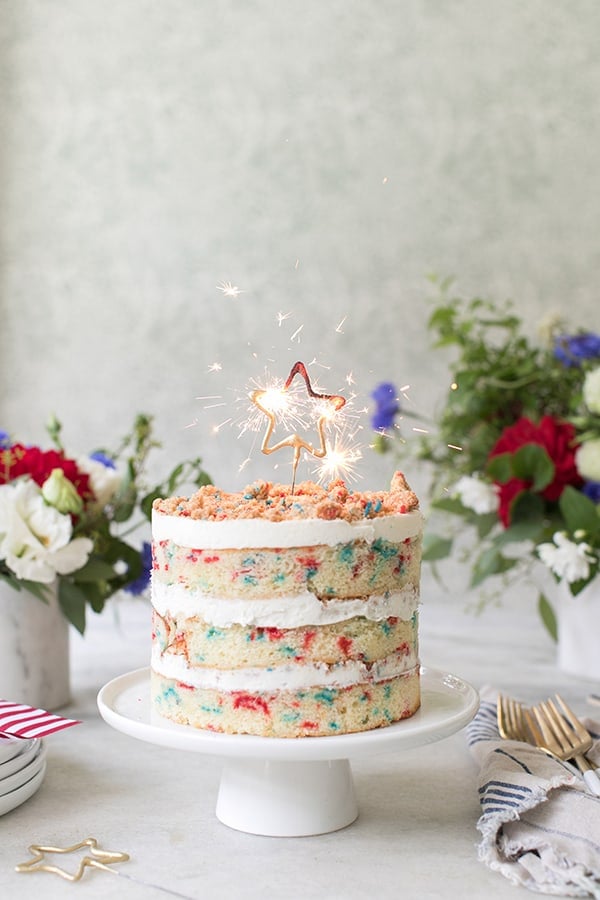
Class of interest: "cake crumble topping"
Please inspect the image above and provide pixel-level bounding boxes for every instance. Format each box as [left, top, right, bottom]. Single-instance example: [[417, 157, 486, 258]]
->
[[153, 472, 419, 522]]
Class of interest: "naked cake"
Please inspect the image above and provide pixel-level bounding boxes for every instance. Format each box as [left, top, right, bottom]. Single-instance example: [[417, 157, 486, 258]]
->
[[150, 471, 423, 737]]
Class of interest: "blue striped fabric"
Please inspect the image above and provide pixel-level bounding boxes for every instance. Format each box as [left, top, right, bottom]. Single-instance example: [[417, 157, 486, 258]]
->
[[467, 688, 600, 896]]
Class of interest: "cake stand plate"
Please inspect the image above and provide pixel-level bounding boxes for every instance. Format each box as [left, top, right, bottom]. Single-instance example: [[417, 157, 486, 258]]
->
[[97, 666, 478, 837]]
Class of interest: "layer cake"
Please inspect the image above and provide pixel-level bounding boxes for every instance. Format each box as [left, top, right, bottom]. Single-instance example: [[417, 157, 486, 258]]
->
[[151, 471, 423, 737]]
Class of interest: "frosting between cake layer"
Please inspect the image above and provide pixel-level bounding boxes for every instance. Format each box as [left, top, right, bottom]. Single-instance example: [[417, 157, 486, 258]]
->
[[151, 509, 423, 550], [151, 646, 419, 691], [151, 580, 419, 627]]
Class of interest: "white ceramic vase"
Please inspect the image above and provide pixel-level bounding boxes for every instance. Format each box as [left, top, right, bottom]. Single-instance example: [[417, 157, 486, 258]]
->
[[0, 578, 71, 710], [556, 578, 600, 681]]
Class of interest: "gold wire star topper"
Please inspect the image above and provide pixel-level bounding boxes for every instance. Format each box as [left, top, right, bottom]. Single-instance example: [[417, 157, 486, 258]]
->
[[250, 360, 346, 492], [15, 837, 199, 899], [15, 837, 130, 882]]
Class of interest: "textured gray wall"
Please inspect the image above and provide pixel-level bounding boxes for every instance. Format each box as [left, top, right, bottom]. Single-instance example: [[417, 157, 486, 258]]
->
[[1, 1, 599, 498]]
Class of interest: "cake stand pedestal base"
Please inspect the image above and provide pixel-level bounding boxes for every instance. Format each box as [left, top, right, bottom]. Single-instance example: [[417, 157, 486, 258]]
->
[[216, 757, 357, 836], [97, 667, 479, 837]]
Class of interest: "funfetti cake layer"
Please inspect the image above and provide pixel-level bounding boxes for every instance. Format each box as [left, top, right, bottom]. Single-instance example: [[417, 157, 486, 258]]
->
[[151, 472, 423, 738]]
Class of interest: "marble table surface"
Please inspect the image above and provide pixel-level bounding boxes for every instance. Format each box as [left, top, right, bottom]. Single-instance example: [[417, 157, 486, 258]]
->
[[1, 583, 597, 900]]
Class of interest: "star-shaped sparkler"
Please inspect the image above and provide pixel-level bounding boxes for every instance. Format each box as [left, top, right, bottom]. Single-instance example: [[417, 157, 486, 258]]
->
[[250, 360, 346, 490], [16, 837, 130, 882]]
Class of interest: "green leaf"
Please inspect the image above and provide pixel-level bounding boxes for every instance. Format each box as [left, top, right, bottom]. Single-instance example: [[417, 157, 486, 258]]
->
[[494, 517, 543, 545], [431, 496, 467, 515], [140, 488, 162, 521], [194, 470, 212, 488], [538, 593, 557, 641], [470, 548, 516, 588], [58, 580, 87, 634], [166, 463, 185, 493], [111, 460, 138, 522], [486, 453, 513, 484], [0, 568, 53, 602], [487, 445, 554, 491], [475, 512, 500, 539], [511, 444, 554, 491], [79, 581, 108, 614], [509, 491, 545, 526], [109, 540, 144, 595], [72, 558, 117, 583], [559, 485, 600, 537], [422, 533, 453, 561]]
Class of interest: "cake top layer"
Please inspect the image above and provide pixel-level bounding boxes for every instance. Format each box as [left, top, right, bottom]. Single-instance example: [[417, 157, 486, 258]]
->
[[153, 471, 418, 523]]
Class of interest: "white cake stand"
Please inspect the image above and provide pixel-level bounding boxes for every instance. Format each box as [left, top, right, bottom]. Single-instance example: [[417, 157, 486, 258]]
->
[[97, 666, 478, 837]]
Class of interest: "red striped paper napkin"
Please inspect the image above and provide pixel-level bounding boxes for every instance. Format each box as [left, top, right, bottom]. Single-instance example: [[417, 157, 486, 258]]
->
[[0, 700, 81, 738]]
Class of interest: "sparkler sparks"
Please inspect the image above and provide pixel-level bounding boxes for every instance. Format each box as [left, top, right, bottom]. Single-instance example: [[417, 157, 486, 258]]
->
[[216, 280, 244, 298], [313, 435, 363, 484]]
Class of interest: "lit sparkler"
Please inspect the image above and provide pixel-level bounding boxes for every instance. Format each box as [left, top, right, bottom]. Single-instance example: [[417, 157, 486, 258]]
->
[[249, 360, 346, 491]]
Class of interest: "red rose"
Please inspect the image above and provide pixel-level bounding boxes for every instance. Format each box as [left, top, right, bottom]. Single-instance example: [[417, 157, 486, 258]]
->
[[1, 443, 94, 502], [488, 416, 582, 526]]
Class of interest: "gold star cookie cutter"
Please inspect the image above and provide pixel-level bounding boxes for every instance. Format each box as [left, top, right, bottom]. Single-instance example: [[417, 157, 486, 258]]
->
[[15, 836, 130, 882], [250, 360, 346, 490]]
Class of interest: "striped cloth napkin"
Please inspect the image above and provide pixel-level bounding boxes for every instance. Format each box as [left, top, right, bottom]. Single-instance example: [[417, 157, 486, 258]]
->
[[467, 687, 600, 897], [0, 700, 81, 739]]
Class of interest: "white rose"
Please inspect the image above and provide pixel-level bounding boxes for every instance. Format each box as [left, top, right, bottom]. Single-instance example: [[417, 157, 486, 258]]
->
[[77, 455, 122, 508], [537, 531, 595, 584], [583, 367, 600, 415], [0, 480, 92, 583], [453, 475, 498, 515], [576, 440, 600, 483]]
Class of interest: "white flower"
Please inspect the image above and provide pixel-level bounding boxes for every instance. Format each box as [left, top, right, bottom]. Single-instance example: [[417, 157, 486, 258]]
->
[[583, 367, 600, 415], [537, 531, 596, 583], [77, 455, 122, 508], [0, 480, 93, 583], [453, 475, 498, 515], [576, 439, 600, 483]]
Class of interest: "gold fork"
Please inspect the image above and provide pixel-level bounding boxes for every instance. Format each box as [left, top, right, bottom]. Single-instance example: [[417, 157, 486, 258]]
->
[[497, 693, 530, 742], [527, 695, 600, 796]]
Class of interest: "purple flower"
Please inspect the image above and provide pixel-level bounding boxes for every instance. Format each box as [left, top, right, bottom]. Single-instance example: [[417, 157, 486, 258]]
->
[[124, 541, 152, 595], [371, 382, 400, 431], [0, 431, 11, 448], [554, 333, 600, 367], [90, 451, 116, 469], [583, 481, 600, 504]]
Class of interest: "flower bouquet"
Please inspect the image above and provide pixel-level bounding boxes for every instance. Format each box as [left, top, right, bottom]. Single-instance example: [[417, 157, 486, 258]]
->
[[372, 281, 600, 637], [0, 414, 211, 633]]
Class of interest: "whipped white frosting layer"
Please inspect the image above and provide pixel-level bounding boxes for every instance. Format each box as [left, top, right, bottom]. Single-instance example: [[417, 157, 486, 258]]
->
[[152, 509, 423, 550], [152, 580, 419, 627], [151, 646, 419, 691]]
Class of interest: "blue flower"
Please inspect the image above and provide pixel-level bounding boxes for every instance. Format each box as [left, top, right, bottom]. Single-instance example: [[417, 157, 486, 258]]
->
[[554, 333, 600, 367], [124, 541, 152, 595], [582, 481, 600, 504], [89, 451, 116, 469], [371, 382, 400, 431], [0, 430, 11, 448]]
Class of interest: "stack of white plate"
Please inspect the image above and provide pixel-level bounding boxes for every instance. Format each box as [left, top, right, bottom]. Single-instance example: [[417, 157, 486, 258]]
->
[[0, 736, 46, 816]]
